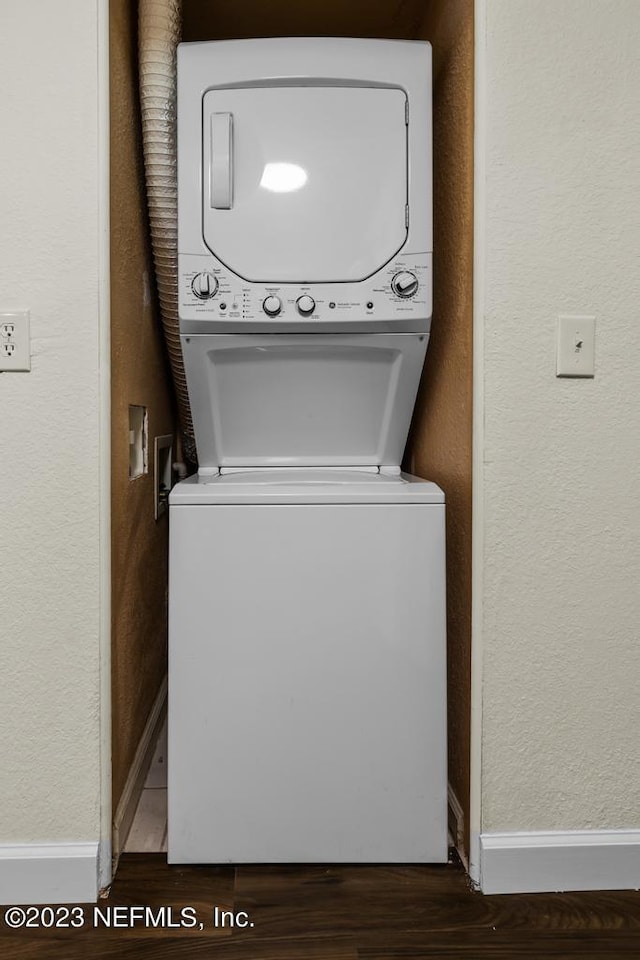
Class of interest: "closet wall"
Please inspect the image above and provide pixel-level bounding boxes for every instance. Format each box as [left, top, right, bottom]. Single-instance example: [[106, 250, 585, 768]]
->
[[107, 0, 473, 859], [110, 0, 175, 817], [409, 0, 474, 854]]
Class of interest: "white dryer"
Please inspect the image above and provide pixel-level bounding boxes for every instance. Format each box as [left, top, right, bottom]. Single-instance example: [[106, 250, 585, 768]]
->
[[169, 38, 447, 864]]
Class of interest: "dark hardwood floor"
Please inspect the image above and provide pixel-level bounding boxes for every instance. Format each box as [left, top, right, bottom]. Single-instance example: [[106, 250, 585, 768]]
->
[[2, 854, 640, 958]]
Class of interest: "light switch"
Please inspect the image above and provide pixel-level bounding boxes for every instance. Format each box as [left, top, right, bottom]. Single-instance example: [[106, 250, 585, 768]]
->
[[556, 315, 595, 378]]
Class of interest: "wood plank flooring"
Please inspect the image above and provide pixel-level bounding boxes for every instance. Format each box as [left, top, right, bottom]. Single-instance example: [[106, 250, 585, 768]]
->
[[2, 854, 640, 958]]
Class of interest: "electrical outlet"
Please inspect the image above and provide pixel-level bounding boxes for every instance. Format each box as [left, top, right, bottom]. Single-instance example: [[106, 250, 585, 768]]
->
[[0, 311, 30, 371]]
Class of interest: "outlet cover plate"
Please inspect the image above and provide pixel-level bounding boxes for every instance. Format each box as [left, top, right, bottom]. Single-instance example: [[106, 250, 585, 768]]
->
[[0, 311, 30, 371]]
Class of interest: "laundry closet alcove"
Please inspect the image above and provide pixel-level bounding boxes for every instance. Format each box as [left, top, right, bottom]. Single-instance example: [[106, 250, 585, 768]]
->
[[109, 0, 473, 865]]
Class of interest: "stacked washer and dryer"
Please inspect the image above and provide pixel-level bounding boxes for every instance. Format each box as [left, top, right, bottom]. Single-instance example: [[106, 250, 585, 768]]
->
[[168, 37, 447, 864]]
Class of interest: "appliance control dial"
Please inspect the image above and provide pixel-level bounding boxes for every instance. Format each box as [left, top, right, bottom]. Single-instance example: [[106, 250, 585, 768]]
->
[[262, 295, 282, 317], [391, 271, 419, 299], [191, 272, 218, 300], [296, 295, 316, 316]]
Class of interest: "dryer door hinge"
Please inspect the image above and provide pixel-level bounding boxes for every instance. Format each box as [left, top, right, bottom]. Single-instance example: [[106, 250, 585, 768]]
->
[[405, 100, 409, 125], [405, 205, 410, 229]]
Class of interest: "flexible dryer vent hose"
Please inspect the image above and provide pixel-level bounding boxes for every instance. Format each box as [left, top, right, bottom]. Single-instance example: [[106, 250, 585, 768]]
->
[[138, 0, 197, 466]]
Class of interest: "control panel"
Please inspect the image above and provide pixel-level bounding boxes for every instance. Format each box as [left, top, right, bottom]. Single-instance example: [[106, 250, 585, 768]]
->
[[178, 252, 432, 332]]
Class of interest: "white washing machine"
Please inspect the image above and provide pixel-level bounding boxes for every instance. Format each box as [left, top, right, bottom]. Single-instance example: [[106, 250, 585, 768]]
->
[[169, 38, 447, 863]]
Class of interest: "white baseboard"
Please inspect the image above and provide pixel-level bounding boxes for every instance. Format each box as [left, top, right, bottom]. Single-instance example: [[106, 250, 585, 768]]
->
[[0, 842, 98, 905], [112, 676, 167, 863], [447, 784, 468, 869], [480, 829, 640, 894]]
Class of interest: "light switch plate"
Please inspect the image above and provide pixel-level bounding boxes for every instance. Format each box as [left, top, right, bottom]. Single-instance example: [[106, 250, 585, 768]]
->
[[0, 311, 30, 371], [556, 315, 595, 378]]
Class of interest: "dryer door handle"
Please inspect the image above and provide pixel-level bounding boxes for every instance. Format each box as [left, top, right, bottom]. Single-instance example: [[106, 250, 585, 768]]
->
[[210, 112, 233, 209]]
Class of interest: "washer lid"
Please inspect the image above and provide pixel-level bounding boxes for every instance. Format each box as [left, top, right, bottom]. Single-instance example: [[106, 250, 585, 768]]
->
[[170, 472, 445, 505], [202, 85, 408, 283]]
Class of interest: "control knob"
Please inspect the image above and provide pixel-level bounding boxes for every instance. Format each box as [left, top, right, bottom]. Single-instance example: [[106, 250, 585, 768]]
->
[[191, 272, 218, 300], [296, 295, 316, 316], [391, 271, 419, 299], [262, 295, 282, 317]]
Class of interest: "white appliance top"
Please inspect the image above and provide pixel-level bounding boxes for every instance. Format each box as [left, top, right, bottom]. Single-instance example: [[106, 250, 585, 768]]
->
[[170, 471, 444, 505]]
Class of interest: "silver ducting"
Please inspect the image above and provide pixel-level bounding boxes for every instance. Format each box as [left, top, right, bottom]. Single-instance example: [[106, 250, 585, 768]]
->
[[138, 0, 196, 465]]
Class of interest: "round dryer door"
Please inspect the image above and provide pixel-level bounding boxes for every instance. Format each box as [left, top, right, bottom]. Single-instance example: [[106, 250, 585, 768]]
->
[[202, 85, 408, 283]]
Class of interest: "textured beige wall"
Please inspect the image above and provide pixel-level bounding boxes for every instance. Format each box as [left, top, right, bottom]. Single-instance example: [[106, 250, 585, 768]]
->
[[0, 0, 103, 842], [479, 0, 640, 832], [110, 0, 175, 812]]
